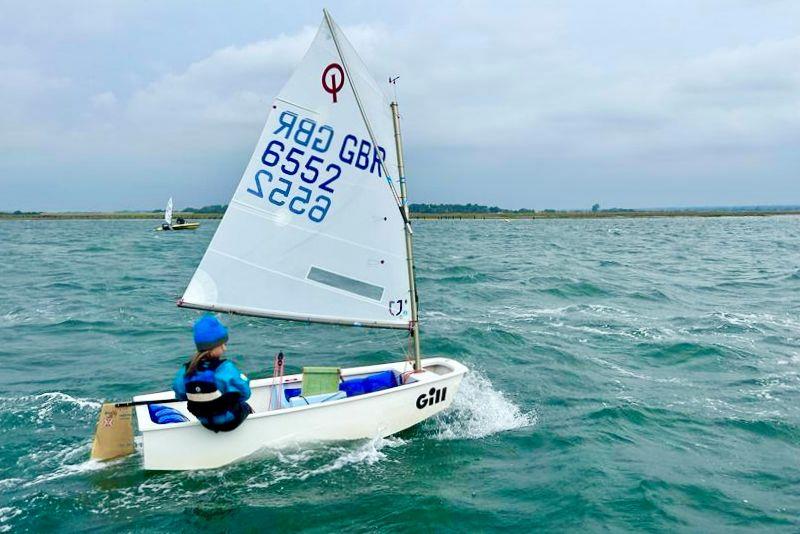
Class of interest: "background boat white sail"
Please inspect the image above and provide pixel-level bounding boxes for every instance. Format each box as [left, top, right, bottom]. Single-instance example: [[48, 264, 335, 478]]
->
[[164, 197, 173, 226], [180, 16, 411, 329]]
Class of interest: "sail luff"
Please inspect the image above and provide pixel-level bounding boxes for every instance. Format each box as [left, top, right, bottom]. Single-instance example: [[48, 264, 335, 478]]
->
[[165, 197, 173, 225], [322, 9, 408, 224]]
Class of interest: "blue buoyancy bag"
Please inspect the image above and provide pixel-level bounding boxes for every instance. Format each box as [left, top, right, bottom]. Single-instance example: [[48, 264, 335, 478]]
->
[[339, 371, 398, 397], [284, 388, 302, 401], [148, 404, 190, 424]]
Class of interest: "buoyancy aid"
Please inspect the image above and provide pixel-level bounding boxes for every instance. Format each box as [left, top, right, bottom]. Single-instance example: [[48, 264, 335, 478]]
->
[[183, 359, 249, 432]]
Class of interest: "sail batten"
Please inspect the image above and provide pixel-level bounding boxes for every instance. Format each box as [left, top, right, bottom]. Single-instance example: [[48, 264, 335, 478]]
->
[[225, 200, 407, 258], [202, 247, 396, 306], [273, 97, 319, 115], [180, 14, 412, 329]]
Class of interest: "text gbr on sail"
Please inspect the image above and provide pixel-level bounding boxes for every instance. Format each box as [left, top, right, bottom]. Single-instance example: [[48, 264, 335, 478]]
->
[[273, 110, 388, 177]]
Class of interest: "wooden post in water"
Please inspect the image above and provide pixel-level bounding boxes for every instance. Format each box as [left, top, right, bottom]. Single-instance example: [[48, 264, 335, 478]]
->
[[391, 100, 422, 371]]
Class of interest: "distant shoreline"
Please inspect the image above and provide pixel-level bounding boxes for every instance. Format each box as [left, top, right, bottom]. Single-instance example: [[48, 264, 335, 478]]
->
[[0, 212, 226, 221], [413, 209, 800, 220], [2, 209, 800, 221]]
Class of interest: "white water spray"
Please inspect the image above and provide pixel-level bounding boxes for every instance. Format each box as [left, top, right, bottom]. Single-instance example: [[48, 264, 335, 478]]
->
[[431, 369, 536, 440]]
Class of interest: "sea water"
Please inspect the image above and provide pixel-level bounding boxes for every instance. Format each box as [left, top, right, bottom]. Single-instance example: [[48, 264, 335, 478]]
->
[[1, 217, 799, 531]]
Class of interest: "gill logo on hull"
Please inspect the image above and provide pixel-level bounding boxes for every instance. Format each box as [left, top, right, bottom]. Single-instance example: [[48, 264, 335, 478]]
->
[[416, 387, 447, 409]]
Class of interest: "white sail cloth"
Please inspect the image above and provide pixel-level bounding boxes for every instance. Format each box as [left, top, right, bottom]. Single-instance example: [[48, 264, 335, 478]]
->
[[180, 15, 411, 328], [165, 197, 173, 225]]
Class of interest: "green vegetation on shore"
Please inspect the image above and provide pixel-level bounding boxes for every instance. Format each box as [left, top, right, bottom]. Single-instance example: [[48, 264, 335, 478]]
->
[[183, 204, 227, 214], [410, 203, 504, 214], [0, 211, 225, 220], [412, 208, 800, 220], [2, 203, 800, 221]]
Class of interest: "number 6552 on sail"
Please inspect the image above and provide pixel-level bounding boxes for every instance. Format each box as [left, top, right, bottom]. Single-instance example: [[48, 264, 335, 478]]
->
[[246, 169, 331, 223]]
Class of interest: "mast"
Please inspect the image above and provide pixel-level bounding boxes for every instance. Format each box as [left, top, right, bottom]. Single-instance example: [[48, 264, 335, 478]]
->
[[391, 100, 422, 371]]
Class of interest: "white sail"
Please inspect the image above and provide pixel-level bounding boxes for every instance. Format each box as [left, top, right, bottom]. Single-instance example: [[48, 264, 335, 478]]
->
[[164, 197, 173, 225], [180, 13, 411, 329]]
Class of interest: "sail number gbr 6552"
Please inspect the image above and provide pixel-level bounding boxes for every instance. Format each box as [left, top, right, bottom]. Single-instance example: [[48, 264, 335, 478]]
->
[[245, 109, 388, 223]]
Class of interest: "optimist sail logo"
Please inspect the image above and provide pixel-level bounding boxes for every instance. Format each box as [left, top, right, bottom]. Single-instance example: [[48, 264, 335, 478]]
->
[[322, 63, 345, 103]]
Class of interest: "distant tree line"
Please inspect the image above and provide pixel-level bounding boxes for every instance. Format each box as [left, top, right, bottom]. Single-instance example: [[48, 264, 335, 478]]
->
[[410, 203, 507, 214], [181, 202, 546, 215], [151, 201, 800, 216], [181, 205, 228, 214], [148, 204, 227, 214], [164, 203, 538, 215]]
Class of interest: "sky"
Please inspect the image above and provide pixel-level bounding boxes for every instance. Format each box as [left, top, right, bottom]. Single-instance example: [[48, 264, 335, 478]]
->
[[1, 0, 798, 211]]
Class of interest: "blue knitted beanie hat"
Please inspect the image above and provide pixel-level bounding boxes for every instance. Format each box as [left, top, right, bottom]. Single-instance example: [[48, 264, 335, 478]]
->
[[193, 314, 229, 351]]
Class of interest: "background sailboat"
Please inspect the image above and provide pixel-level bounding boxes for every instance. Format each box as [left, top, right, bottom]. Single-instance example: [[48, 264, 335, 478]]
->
[[94, 10, 466, 470], [155, 197, 200, 231]]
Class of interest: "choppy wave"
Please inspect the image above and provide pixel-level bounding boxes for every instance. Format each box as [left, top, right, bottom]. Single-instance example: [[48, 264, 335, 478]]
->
[[543, 281, 613, 298], [717, 419, 800, 444], [0, 506, 22, 533], [0, 391, 100, 429], [252, 436, 407, 486], [636, 341, 732, 366], [628, 287, 671, 301], [418, 265, 499, 284], [22, 453, 122, 488]]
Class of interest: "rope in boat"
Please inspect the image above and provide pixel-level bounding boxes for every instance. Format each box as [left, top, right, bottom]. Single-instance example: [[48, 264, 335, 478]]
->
[[401, 333, 415, 384], [267, 352, 285, 411]]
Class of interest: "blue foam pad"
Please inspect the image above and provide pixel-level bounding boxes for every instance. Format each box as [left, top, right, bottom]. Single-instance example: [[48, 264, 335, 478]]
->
[[339, 371, 398, 397]]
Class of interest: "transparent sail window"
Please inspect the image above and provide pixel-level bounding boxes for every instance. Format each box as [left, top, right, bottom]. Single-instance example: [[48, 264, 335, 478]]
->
[[307, 267, 384, 301]]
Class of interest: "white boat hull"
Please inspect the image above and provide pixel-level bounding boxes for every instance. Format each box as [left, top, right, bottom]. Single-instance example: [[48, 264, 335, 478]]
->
[[133, 357, 467, 470], [154, 222, 200, 231]]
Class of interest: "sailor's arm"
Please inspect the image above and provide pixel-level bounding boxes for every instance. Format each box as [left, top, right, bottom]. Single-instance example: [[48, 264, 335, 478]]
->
[[217, 360, 251, 400], [172, 368, 188, 400]]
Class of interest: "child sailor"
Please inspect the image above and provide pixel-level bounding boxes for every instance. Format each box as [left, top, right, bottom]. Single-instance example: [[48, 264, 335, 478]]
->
[[172, 315, 253, 431]]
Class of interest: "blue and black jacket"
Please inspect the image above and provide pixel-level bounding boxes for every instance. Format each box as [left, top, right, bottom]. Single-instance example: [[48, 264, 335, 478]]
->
[[172, 358, 251, 432]]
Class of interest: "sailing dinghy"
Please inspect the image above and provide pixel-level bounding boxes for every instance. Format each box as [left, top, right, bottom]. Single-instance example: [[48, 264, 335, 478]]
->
[[93, 10, 467, 471], [155, 197, 200, 231]]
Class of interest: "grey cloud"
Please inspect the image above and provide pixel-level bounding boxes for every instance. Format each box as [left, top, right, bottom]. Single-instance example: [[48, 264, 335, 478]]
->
[[1, 1, 799, 210]]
